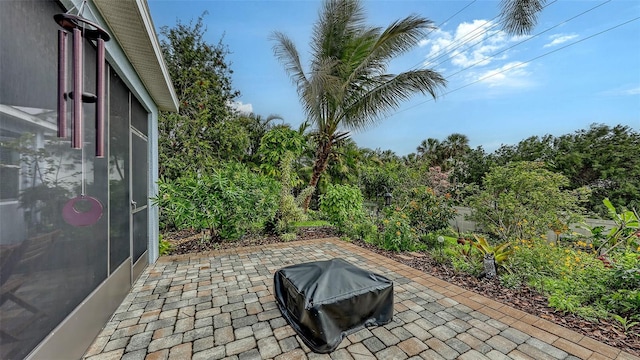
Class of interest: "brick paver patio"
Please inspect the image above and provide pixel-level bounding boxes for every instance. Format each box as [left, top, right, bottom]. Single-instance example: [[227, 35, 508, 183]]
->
[[83, 238, 639, 360]]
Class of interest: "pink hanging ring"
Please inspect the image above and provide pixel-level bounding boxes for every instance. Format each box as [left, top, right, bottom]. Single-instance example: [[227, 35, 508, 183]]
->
[[62, 196, 104, 227]]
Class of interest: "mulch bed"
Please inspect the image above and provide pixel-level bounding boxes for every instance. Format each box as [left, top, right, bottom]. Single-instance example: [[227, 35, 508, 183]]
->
[[163, 228, 639, 356]]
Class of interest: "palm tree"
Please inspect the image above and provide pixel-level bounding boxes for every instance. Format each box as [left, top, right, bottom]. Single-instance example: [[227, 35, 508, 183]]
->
[[272, 0, 446, 210], [239, 113, 284, 160], [442, 133, 470, 161], [499, 0, 546, 35], [416, 137, 442, 165]]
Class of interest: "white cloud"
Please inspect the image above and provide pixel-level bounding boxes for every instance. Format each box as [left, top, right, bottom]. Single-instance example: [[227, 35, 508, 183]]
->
[[599, 85, 640, 96], [474, 61, 532, 88], [543, 33, 579, 48], [421, 20, 523, 69], [230, 101, 253, 114], [625, 87, 640, 95]]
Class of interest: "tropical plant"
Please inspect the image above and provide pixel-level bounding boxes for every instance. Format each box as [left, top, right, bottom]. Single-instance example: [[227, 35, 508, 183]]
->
[[272, 0, 446, 210], [405, 186, 456, 236], [468, 161, 588, 241], [273, 152, 312, 234], [499, 0, 546, 35], [258, 126, 307, 182], [585, 199, 639, 256], [378, 207, 417, 252], [153, 162, 279, 240], [319, 183, 366, 232], [470, 234, 513, 265], [237, 113, 284, 162]]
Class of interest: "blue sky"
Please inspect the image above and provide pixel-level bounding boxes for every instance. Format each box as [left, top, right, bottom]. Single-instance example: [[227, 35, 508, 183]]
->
[[148, 0, 640, 155]]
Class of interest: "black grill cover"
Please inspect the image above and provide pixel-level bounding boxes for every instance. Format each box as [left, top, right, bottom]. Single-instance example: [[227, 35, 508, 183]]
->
[[274, 258, 393, 353]]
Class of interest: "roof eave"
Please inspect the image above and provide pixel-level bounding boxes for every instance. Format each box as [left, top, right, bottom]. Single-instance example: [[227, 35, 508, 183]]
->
[[93, 0, 178, 113]]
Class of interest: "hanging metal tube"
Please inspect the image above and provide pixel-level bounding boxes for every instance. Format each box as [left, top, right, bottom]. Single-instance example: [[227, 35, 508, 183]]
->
[[57, 30, 67, 138], [96, 37, 105, 157], [72, 28, 83, 149]]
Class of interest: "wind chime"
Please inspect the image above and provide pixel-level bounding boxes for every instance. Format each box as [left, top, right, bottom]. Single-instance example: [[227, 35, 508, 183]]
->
[[54, 1, 110, 227]]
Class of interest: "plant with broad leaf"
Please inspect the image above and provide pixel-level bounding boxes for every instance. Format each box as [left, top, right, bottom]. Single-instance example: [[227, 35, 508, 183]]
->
[[584, 198, 639, 256], [470, 235, 513, 265]]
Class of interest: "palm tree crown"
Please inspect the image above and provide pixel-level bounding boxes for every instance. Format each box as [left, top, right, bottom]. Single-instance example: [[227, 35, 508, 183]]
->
[[272, 0, 447, 209]]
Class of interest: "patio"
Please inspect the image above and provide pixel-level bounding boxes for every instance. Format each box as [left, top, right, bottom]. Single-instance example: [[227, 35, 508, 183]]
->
[[83, 238, 638, 360]]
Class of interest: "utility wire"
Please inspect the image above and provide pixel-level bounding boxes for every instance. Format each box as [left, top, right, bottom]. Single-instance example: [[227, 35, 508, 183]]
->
[[394, 16, 640, 116], [404, 0, 479, 71], [445, 0, 611, 80], [415, 0, 558, 71]]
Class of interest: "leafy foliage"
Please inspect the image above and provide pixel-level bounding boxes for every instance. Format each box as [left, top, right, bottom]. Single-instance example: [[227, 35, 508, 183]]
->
[[258, 127, 307, 183], [272, 0, 446, 210], [404, 186, 456, 236], [491, 124, 640, 216], [468, 161, 588, 240], [153, 163, 279, 240], [470, 235, 513, 265], [158, 15, 241, 180], [273, 152, 311, 234], [378, 208, 418, 252], [585, 199, 639, 256], [319, 184, 366, 232], [158, 235, 172, 256]]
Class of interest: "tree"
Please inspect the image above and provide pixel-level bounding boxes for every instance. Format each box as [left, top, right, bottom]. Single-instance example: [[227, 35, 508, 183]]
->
[[551, 124, 640, 216], [237, 113, 284, 164], [468, 161, 588, 241], [450, 145, 493, 200], [158, 15, 240, 179], [258, 126, 307, 182], [416, 138, 442, 166], [272, 0, 446, 210], [442, 133, 470, 163], [489, 124, 640, 216]]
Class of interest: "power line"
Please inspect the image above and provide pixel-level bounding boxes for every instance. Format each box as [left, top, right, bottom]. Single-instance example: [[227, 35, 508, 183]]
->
[[404, 0, 479, 71], [445, 0, 611, 80], [416, 0, 558, 71], [394, 15, 640, 116]]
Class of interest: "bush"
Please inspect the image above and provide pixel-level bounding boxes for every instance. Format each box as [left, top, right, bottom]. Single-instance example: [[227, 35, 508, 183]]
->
[[405, 186, 456, 236], [154, 162, 279, 240], [377, 208, 418, 252], [319, 184, 366, 231], [272, 152, 310, 234], [158, 235, 172, 256], [506, 238, 639, 320], [468, 161, 587, 241]]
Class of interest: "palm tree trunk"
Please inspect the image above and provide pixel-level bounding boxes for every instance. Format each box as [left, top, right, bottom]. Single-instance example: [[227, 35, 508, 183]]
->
[[302, 138, 333, 212]]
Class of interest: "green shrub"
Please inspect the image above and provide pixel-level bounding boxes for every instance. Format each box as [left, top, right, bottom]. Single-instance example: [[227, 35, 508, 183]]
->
[[280, 233, 298, 242], [377, 208, 418, 252], [468, 161, 587, 241], [153, 162, 279, 240], [158, 235, 172, 256], [405, 186, 456, 235], [507, 238, 640, 320], [319, 184, 366, 231], [273, 152, 309, 234]]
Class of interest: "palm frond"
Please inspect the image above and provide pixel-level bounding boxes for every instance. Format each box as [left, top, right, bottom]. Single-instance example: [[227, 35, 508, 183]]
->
[[344, 69, 446, 131], [499, 0, 546, 36], [271, 31, 309, 95]]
